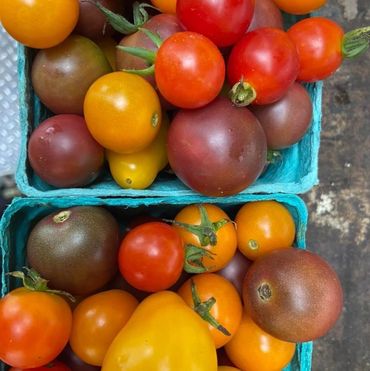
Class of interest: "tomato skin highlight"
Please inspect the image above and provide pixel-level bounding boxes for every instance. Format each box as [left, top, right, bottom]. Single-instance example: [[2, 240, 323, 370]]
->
[[177, 0, 255, 47], [0, 288, 72, 369], [288, 17, 344, 82], [227, 28, 299, 105], [155, 32, 225, 109]]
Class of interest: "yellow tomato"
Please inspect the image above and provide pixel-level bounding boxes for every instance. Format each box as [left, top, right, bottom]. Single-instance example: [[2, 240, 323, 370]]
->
[[0, 0, 79, 48], [102, 291, 217, 371], [106, 114, 168, 189], [84, 71, 161, 154], [151, 0, 177, 14]]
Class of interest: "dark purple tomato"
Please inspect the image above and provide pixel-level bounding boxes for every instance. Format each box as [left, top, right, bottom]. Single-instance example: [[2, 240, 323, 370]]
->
[[243, 248, 343, 342], [247, 0, 283, 31], [59, 345, 100, 371], [218, 250, 252, 296], [32, 35, 112, 115], [28, 115, 104, 188], [167, 96, 267, 196], [26, 206, 120, 296], [250, 83, 313, 149], [75, 0, 125, 41]]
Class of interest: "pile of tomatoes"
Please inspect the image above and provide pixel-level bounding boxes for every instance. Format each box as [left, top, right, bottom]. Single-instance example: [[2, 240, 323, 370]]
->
[[1, 0, 368, 196], [0, 200, 344, 370]]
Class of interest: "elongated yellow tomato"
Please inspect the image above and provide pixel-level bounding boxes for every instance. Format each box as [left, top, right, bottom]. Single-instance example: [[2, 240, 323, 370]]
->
[[102, 291, 217, 371], [106, 114, 168, 189], [84, 72, 161, 154]]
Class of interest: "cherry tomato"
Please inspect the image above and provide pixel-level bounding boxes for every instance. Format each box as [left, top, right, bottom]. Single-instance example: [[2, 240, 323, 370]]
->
[[118, 222, 184, 292], [10, 361, 71, 371], [288, 17, 344, 82], [0, 0, 79, 48], [178, 274, 242, 348], [173, 204, 237, 272], [84, 72, 161, 154], [70, 290, 138, 366], [235, 201, 295, 260], [225, 314, 296, 371], [58, 345, 100, 371], [227, 28, 299, 106], [273, 0, 326, 14], [0, 288, 72, 368], [155, 32, 225, 109], [151, 0, 177, 14], [218, 367, 241, 371], [248, 0, 283, 32], [96, 37, 117, 70], [177, 0, 254, 47]]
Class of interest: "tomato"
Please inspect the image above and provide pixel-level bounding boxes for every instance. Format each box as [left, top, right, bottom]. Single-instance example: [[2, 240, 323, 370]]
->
[[107, 113, 168, 189], [102, 291, 217, 370], [151, 0, 177, 14], [177, 0, 254, 47], [288, 17, 344, 82], [235, 201, 295, 260], [173, 204, 237, 272], [70, 290, 138, 366], [178, 274, 242, 348], [272, 0, 326, 14], [0, 283, 72, 368], [10, 361, 71, 371], [218, 367, 241, 371], [84, 72, 161, 154], [225, 314, 296, 371], [58, 345, 100, 371], [118, 222, 184, 292], [0, 0, 79, 48], [96, 37, 117, 70], [227, 28, 299, 106], [28, 115, 104, 188], [248, 0, 283, 31], [155, 32, 225, 108]]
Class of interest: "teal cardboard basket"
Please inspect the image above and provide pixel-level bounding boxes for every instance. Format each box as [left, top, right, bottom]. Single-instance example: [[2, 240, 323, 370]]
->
[[1, 193, 312, 370], [15, 42, 322, 198]]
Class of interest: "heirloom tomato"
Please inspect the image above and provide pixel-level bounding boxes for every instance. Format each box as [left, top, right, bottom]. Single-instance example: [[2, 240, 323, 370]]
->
[[10, 361, 71, 371]]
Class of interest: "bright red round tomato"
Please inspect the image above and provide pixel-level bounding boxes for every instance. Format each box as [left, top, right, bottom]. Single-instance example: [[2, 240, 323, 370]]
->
[[118, 222, 185, 292], [288, 17, 344, 82], [155, 32, 225, 109], [177, 0, 254, 47], [10, 361, 71, 371], [227, 28, 299, 106]]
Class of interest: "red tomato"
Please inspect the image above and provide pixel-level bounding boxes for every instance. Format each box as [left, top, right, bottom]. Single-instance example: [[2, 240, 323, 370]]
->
[[177, 0, 255, 47], [227, 28, 299, 106], [288, 17, 344, 82], [118, 222, 184, 292], [10, 361, 71, 371], [155, 32, 225, 109]]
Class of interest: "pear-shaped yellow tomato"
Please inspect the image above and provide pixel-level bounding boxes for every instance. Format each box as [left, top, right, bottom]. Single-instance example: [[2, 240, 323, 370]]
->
[[102, 291, 217, 371], [106, 115, 168, 189]]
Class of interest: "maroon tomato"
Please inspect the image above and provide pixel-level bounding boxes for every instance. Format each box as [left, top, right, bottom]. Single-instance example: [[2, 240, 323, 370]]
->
[[250, 82, 313, 149], [118, 222, 184, 292], [227, 28, 299, 106], [177, 0, 255, 47], [28, 115, 104, 188], [59, 345, 100, 371], [248, 0, 283, 31], [155, 32, 225, 109], [167, 96, 267, 196], [287, 17, 344, 82]]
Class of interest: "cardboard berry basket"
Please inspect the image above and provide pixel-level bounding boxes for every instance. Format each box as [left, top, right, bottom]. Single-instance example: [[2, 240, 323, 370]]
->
[[1, 193, 312, 370], [15, 39, 322, 197]]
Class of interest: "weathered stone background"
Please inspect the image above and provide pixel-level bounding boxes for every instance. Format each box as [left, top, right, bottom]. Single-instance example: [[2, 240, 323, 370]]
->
[[303, 0, 370, 370]]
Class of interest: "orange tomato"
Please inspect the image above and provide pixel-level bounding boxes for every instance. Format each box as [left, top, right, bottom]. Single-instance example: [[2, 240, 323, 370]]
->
[[173, 204, 237, 272], [178, 273, 242, 348], [272, 0, 326, 14], [235, 201, 295, 260], [151, 0, 177, 14], [70, 290, 139, 366], [84, 71, 161, 154], [225, 314, 296, 371], [0, 0, 79, 48]]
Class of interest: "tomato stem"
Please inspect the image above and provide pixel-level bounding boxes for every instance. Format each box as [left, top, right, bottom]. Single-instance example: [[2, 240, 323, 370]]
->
[[190, 279, 231, 336], [184, 244, 214, 274], [8, 267, 76, 302], [116, 46, 157, 64], [342, 26, 370, 59], [139, 27, 163, 48], [53, 210, 71, 224], [121, 65, 155, 77], [229, 80, 257, 107], [266, 150, 282, 164]]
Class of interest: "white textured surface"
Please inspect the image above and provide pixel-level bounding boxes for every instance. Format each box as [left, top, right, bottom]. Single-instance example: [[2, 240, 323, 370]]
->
[[0, 25, 21, 177]]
